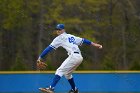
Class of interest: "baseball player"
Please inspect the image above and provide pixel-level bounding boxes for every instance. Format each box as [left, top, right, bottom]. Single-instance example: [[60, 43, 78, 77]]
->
[[37, 24, 102, 93]]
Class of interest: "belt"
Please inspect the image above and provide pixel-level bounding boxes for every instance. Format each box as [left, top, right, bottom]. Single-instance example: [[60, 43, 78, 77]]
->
[[74, 52, 79, 54]]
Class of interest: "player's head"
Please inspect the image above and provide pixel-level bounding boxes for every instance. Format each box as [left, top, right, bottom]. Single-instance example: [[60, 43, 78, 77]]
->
[[55, 24, 65, 35], [56, 24, 64, 30]]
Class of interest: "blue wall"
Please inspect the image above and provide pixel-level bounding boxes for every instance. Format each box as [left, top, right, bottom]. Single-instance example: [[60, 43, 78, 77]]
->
[[0, 71, 140, 92]]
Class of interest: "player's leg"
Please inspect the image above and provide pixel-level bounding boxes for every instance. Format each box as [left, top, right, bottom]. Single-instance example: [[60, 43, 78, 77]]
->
[[65, 65, 80, 93], [39, 55, 73, 92], [39, 75, 61, 93], [65, 74, 76, 90], [50, 74, 61, 88], [40, 53, 82, 93], [64, 53, 83, 93]]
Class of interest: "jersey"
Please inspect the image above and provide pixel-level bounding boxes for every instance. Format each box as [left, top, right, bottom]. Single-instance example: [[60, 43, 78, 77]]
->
[[50, 32, 83, 55]]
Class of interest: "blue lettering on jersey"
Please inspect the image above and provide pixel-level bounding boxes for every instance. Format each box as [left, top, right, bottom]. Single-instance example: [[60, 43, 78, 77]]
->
[[68, 37, 75, 44]]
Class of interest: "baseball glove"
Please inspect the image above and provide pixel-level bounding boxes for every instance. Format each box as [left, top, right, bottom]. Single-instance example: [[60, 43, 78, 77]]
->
[[37, 60, 47, 70]]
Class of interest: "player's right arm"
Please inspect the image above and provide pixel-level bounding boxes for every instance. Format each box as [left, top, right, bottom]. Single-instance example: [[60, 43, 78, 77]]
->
[[82, 38, 102, 49], [91, 42, 102, 49], [74, 35, 102, 49]]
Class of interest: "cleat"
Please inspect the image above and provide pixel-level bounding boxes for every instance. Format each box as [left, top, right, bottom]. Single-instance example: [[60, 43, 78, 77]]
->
[[68, 88, 79, 93], [39, 87, 54, 93]]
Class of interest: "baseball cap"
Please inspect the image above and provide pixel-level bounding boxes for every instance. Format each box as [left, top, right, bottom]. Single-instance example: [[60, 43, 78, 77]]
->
[[56, 24, 65, 30]]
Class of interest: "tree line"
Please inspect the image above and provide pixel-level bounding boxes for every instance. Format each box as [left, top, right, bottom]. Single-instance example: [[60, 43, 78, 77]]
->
[[0, 0, 140, 71]]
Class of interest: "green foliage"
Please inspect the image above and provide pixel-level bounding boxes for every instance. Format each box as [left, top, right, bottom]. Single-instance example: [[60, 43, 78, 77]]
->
[[0, 0, 140, 70], [130, 61, 140, 70], [10, 54, 27, 71], [102, 55, 116, 70]]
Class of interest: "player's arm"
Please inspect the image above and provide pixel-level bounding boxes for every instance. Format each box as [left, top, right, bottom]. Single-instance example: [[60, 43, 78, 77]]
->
[[37, 45, 54, 62], [91, 42, 102, 49], [36, 45, 54, 70], [83, 38, 102, 49], [36, 34, 62, 70], [37, 36, 61, 62]]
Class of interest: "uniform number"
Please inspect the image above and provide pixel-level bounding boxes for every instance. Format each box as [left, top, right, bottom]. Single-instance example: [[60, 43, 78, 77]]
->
[[68, 37, 75, 44]]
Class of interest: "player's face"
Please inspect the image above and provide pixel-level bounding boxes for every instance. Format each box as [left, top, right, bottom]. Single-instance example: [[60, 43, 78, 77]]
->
[[56, 29, 64, 35]]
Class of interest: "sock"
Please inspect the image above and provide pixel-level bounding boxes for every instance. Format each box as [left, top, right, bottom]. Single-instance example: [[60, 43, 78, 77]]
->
[[68, 78, 76, 91], [50, 75, 61, 89]]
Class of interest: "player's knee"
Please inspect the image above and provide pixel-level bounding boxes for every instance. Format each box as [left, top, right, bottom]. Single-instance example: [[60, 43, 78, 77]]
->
[[64, 74, 72, 79], [55, 69, 64, 77]]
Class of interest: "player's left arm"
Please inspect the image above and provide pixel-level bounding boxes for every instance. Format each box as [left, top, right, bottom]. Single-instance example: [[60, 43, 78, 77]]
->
[[36, 45, 54, 70], [82, 38, 102, 49], [37, 36, 62, 62]]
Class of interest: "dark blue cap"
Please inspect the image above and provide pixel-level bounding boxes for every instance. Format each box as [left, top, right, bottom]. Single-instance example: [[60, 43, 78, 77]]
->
[[56, 24, 64, 30]]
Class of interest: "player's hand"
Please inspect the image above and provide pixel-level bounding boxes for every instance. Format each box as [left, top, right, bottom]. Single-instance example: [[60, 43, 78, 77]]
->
[[91, 42, 103, 49], [98, 45, 103, 49], [37, 58, 47, 71]]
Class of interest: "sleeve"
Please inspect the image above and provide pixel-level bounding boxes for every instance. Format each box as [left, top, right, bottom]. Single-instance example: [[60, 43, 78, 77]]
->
[[82, 38, 92, 45], [39, 46, 54, 59], [74, 36, 92, 46], [74, 36, 83, 46], [50, 36, 63, 49]]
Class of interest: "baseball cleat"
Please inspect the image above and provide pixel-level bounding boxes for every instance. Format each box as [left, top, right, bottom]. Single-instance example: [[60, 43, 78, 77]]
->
[[39, 87, 54, 93], [68, 88, 79, 93]]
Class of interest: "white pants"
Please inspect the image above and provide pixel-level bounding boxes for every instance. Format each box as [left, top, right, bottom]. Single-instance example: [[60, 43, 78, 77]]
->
[[55, 53, 83, 79]]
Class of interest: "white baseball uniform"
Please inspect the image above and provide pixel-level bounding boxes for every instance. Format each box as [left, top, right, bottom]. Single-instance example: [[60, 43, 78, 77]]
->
[[50, 32, 83, 79]]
